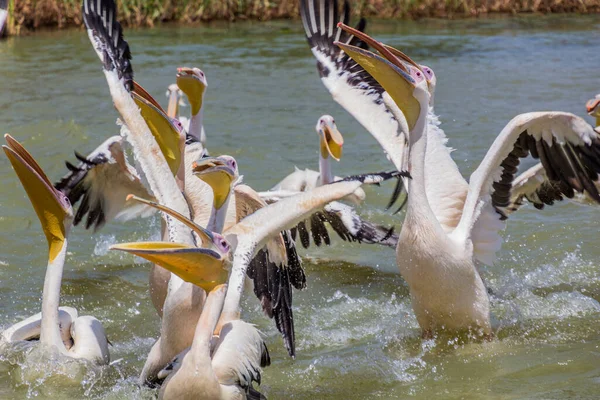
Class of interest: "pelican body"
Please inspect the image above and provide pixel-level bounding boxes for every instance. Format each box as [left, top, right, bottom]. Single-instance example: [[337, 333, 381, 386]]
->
[[1, 135, 110, 365], [336, 23, 600, 337]]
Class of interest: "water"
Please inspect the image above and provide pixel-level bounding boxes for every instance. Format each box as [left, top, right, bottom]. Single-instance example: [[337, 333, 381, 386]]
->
[[1, 15, 600, 399]]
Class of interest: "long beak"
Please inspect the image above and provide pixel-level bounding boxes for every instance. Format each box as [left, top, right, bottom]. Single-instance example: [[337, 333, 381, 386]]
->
[[320, 121, 344, 161], [133, 81, 167, 114], [132, 92, 182, 176], [335, 23, 421, 130], [176, 68, 206, 116], [126, 195, 214, 247], [192, 157, 235, 209], [3, 135, 71, 261], [167, 86, 180, 119], [110, 242, 228, 292]]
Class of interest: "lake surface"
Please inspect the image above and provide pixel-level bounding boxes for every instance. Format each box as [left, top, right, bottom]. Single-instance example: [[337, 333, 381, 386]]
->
[[1, 15, 600, 399]]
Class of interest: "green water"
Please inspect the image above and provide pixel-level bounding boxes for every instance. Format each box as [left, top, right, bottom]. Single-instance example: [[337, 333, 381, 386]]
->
[[1, 15, 600, 399]]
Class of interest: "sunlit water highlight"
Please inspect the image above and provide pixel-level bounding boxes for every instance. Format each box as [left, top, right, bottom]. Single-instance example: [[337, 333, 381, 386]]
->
[[1, 15, 600, 399]]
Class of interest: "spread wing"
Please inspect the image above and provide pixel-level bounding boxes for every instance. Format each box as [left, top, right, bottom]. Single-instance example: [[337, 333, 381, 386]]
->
[[259, 191, 399, 249], [454, 112, 600, 265], [54, 136, 154, 231], [233, 184, 306, 358]]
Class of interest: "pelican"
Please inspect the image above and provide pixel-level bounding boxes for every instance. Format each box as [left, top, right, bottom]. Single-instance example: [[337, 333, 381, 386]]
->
[[336, 23, 600, 337], [176, 67, 208, 148], [83, 0, 209, 385], [271, 115, 365, 205], [157, 285, 270, 400], [1, 135, 110, 365]]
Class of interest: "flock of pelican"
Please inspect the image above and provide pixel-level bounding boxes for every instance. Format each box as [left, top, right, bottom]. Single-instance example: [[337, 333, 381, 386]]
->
[[2, 0, 600, 397]]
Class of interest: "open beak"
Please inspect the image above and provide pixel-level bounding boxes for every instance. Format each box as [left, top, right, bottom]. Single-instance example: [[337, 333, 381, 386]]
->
[[3, 135, 71, 262], [126, 195, 214, 247], [167, 86, 180, 119], [192, 157, 236, 209], [110, 241, 229, 292], [132, 91, 182, 176], [176, 68, 206, 116], [320, 121, 344, 161], [335, 23, 421, 130]]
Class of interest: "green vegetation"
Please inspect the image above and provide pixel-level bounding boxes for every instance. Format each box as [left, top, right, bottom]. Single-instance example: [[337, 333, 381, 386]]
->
[[4, 0, 600, 36]]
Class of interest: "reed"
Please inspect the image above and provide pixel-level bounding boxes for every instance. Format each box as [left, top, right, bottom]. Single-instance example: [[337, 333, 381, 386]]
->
[[4, 0, 600, 36]]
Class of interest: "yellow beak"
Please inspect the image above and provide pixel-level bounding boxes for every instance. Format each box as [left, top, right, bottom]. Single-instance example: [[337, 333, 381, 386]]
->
[[320, 122, 344, 161], [110, 242, 229, 292], [176, 68, 206, 116], [192, 158, 236, 210], [3, 134, 71, 262], [335, 23, 421, 131], [132, 89, 182, 176]]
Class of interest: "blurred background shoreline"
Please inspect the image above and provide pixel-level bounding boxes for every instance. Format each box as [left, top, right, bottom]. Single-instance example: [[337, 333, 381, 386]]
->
[[1, 0, 599, 37]]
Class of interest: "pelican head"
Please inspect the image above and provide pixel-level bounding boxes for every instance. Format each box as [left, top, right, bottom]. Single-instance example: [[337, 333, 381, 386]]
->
[[316, 115, 344, 161], [335, 23, 428, 130], [420, 65, 436, 106], [110, 225, 231, 292], [111, 194, 232, 290], [3, 135, 73, 261], [166, 83, 186, 119], [176, 67, 207, 116], [586, 95, 600, 128], [192, 156, 239, 209]]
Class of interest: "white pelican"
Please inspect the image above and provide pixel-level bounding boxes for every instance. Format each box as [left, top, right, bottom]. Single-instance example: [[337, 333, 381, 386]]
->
[[82, 0, 207, 384], [176, 67, 208, 148], [1, 135, 110, 365], [336, 23, 600, 337], [271, 115, 365, 205], [157, 285, 270, 400]]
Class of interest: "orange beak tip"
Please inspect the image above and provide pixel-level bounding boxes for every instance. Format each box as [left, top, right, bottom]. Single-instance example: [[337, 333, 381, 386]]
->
[[192, 162, 198, 169], [126, 194, 134, 201]]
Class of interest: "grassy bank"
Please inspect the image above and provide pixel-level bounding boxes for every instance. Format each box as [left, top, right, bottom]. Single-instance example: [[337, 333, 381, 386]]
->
[[3, 0, 600, 36]]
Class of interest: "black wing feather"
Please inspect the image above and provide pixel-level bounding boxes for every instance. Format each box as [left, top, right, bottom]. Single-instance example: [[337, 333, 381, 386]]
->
[[82, 0, 133, 91]]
